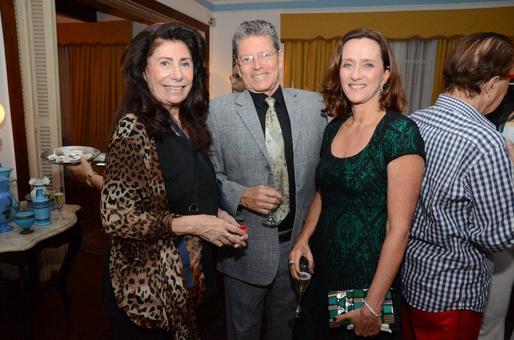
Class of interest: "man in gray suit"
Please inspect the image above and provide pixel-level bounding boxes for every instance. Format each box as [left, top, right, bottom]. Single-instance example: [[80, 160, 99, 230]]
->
[[208, 20, 327, 340]]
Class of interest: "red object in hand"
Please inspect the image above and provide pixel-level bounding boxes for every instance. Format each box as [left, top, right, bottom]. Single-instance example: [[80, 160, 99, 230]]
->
[[239, 225, 249, 232]]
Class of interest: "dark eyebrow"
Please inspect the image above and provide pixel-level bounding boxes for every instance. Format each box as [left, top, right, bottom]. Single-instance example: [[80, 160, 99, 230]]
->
[[341, 58, 378, 63], [158, 57, 193, 62]]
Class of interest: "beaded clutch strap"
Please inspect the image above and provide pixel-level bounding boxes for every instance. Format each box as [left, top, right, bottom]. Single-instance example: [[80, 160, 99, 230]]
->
[[328, 288, 395, 328]]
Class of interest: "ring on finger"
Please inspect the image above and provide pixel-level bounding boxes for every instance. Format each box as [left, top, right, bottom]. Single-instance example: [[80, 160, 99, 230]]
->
[[289, 260, 294, 265]]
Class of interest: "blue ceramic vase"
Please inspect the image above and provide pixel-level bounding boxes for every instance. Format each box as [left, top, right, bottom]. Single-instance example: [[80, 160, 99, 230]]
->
[[31, 184, 51, 226], [0, 167, 13, 233]]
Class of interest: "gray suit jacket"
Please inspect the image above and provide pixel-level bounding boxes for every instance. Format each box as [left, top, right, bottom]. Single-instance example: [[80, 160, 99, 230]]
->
[[208, 88, 327, 286]]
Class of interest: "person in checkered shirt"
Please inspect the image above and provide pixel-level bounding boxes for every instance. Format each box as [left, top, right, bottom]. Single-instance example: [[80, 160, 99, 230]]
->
[[401, 32, 514, 340]]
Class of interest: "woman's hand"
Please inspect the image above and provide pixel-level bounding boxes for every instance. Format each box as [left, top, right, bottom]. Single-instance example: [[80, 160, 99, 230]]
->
[[218, 209, 239, 226], [67, 157, 93, 179], [67, 157, 104, 189], [289, 238, 314, 280], [187, 214, 247, 248], [332, 305, 381, 337]]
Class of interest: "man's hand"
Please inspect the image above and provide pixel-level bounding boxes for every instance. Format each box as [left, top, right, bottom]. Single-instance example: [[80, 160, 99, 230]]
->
[[240, 185, 282, 215]]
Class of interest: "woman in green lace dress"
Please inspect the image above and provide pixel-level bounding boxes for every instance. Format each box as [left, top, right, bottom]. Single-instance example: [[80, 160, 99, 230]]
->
[[290, 28, 425, 339]]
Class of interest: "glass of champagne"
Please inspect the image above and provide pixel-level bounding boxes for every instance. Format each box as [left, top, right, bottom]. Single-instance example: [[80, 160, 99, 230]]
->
[[295, 257, 312, 318], [53, 191, 65, 221]]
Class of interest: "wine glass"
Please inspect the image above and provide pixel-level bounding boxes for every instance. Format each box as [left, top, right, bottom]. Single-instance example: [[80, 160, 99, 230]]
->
[[295, 257, 312, 318], [262, 208, 278, 227], [262, 175, 283, 227], [53, 191, 65, 221]]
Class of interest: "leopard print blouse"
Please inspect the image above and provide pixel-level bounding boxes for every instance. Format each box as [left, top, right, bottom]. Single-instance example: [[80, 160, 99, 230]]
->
[[101, 114, 205, 339]]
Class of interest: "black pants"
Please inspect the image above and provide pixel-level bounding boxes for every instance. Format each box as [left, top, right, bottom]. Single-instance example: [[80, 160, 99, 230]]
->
[[110, 314, 171, 340], [102, 250, 171, 339]]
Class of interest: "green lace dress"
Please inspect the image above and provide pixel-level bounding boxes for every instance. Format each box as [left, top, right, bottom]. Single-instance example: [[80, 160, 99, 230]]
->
[[296, 112, 425, 340]]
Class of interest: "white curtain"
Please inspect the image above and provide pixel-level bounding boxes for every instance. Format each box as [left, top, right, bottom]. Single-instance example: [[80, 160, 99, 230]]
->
[[389, 39, 437, 114]]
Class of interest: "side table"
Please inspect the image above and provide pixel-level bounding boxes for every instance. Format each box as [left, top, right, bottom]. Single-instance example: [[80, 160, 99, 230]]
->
[[0, 204, 81, 339]]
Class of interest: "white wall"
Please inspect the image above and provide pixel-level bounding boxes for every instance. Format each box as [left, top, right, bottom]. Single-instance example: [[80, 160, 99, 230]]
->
[[210, 10, 280, 98], [158, 0, 210, 24], [96, 12, 147, 37], [0, 14, 16, 275], [0, 13, 18, 191], [206, 2, 513, 98]]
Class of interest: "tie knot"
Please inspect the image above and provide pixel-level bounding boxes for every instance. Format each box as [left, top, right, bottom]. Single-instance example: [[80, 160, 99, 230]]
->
[[265, 97, 276, 108]]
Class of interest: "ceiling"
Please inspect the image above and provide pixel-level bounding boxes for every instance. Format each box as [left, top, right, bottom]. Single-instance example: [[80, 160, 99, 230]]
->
[[207, 0, 301, 3], [199, 0, 512, 12]]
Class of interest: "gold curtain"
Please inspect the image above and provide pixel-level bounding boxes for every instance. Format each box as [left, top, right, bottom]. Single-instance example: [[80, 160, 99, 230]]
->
[[58, 21, 133, 45], [431, 37, 461, 104], [281, 7, 514, 40], [283, 38, 339, 91], [66, 44, 127, 150], [57, 21, 131, 151], [58, 47, 72, 146], [282, 7, 514, 100]]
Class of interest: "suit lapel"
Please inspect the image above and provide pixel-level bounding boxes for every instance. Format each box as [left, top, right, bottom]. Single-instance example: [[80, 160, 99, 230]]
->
[[283, 89, 301, 152], [235, 91, 272, 166]]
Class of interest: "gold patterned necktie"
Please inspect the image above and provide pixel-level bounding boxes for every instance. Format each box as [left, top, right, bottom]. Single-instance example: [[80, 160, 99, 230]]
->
[[264, 97, 290, 223]]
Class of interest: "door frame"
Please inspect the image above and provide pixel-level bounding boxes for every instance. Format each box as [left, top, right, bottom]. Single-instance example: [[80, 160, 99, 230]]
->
[[1, 0, 209, 197]]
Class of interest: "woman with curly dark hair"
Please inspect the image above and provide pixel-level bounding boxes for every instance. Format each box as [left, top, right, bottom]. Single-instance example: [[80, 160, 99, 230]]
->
[[290, 28, 425, 339], [100, 23, 247, 339]]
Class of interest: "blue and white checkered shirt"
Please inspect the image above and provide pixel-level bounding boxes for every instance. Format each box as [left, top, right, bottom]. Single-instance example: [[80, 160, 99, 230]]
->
[[402, 94, 514, 313]]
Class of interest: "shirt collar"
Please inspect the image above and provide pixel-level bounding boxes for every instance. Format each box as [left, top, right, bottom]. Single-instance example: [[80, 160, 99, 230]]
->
[[249, 86, 284, 109], [435, 94, 496, 129]]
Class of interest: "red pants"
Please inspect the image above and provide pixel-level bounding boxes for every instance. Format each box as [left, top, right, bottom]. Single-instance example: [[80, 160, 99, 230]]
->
[[402, 302, 482, 340]]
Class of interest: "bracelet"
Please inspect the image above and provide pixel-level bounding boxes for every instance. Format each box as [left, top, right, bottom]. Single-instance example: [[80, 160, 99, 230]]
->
[[363, 299, 381, 317], [86, 171, 99, 188]]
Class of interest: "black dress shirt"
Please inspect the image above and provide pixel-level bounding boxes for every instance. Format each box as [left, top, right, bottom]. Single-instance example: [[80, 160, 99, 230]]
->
[[156, 123, 218, 296], [250, 87, 296, 237]]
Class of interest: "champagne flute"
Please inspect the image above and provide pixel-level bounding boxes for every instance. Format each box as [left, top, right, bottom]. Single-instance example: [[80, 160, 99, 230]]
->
[[295, 257, 312, 318], [53, 191, 65, 221]]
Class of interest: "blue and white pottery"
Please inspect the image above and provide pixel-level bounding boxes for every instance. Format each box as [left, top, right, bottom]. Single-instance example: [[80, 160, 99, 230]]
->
[[0, 168, 13, 233], [0, 166, 13, 178], [15, 210, 35, 230], [31, 184, 51, 226]]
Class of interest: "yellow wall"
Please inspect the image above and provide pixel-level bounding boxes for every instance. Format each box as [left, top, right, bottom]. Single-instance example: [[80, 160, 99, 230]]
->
[[281, 7, 514, 40]]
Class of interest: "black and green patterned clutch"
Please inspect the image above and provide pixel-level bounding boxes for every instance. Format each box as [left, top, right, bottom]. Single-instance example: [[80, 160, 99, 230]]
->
[[328, 288, 395, 328]]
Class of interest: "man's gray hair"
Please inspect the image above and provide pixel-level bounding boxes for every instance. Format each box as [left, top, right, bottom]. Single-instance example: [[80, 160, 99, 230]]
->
[[232, 20, 280, 59]]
